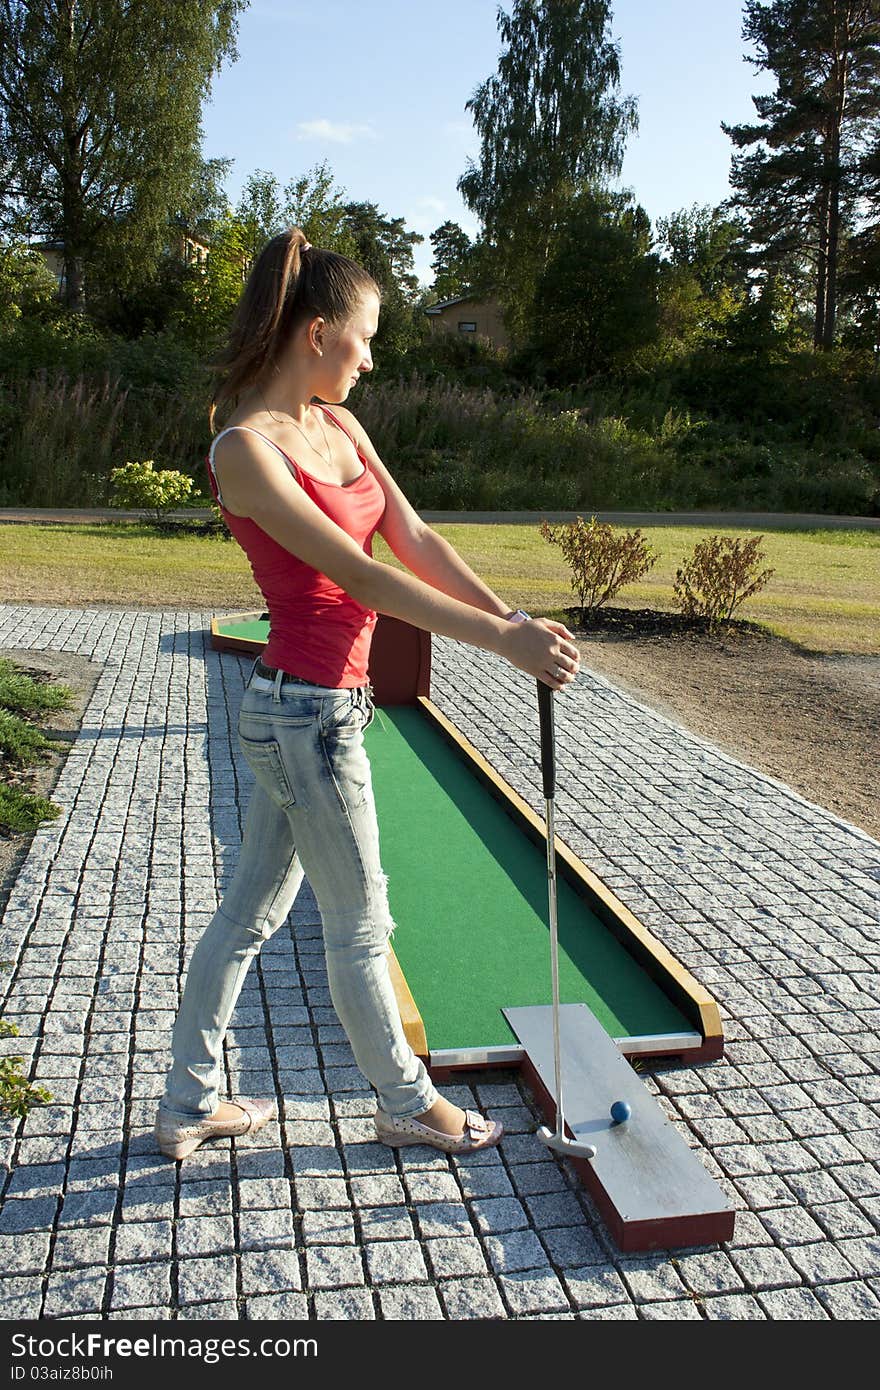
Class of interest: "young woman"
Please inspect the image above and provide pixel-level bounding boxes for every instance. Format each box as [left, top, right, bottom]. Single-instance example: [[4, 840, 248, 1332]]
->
[[155, 228, 580, 1161]]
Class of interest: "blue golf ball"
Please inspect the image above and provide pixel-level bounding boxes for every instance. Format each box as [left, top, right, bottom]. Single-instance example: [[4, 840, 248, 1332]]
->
[[610, 1100, 631, 1124]]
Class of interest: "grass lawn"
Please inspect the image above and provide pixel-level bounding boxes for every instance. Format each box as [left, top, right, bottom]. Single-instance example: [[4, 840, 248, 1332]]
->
[[1, 521, 878, 655]]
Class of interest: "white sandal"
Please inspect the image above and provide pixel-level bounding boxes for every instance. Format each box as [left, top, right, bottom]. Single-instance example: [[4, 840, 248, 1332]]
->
[[374, 1107, 502, 1153], [154, 1096, 277, 1160]]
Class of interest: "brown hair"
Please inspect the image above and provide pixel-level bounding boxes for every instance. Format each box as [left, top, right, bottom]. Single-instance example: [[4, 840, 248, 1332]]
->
[[209, 227, 380, 430]]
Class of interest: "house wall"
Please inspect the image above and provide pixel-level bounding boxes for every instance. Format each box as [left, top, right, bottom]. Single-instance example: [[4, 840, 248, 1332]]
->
[[427, 297, 509, 350]]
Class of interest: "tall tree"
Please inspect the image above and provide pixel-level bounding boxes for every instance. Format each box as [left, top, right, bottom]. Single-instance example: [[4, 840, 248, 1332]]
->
[[0, 1, 245, 312], [652, 203, 748, 353], [341, 201, 424, 359], [722, 0, 880, 349], [529, 189, 658, 381], [282, 162, 359, 259], [429, 221, 474, 301], [236, 169, 284, 266], [457, 0, 637, 342]]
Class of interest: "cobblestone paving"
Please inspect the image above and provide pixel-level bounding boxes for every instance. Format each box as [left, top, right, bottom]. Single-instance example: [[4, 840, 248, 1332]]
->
[[1, 605, 878, 1322]]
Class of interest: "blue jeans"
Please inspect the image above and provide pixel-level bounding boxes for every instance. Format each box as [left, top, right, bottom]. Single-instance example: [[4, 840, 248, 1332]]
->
[[159, 663, 438, 1121]]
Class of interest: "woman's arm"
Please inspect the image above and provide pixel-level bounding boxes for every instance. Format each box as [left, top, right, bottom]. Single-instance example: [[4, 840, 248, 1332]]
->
[[329, 406, 513, 617], [213, 428, 579, 689]]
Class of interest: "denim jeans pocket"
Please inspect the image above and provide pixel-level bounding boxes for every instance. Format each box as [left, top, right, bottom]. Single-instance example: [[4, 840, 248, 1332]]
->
[[238, 732, 297, 809], [322, 691, 373, 740]]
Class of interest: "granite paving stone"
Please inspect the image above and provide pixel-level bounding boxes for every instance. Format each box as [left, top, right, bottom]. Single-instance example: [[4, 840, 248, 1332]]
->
[[363, 1239, 428, 1285], [305, 1245, 365, 1289], [0, 1277, 44, 1319], [413, 1200, 472, 1238], [357, 1207, 414, 1243], [757, 1287, 831, 1318], [438, 1277, 507, 1319], [247, 1284, 312, 1317], [174, 1215, 236, 1257], [109, 1261, 172, 1310], [378, 1285, 444, 1319], [561, 1265, 631, 1309], [1, 608, 878, 1320], [815, 1281, 880, 1318], [239, 1247, 303, 1294], [703, 1294, 768, 1319], [498, 1269, 570, 1315]]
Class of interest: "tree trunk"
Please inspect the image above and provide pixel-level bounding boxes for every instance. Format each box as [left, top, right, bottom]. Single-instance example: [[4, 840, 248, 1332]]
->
[[823, 167, 841, 349], [59, 1, 86, 314], [814, 183, 829, 348], [62, 250, 86, 313], [819, 0, 852, 351]]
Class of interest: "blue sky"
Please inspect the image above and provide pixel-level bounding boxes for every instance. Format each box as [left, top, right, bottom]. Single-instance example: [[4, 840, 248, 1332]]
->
[[202, 1, 773, 285]]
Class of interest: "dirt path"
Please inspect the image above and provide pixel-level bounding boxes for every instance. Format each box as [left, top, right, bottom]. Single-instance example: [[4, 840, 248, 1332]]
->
[[573, 608, 880, 843]]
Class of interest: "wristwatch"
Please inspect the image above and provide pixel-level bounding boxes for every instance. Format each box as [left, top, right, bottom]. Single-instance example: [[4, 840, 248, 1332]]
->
[[506, 609, 531, 623]]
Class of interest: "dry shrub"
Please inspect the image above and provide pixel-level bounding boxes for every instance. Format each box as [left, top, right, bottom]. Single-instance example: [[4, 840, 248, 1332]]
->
[[673, 534, 775, 630], [540, 515, 658, 620]]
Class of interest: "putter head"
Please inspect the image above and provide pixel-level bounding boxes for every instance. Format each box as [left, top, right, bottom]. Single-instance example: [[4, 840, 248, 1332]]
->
[[537, 1124, 597, 1161]]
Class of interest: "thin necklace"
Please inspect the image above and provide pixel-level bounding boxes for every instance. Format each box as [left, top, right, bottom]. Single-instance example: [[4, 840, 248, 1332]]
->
[[260, 391, 332, 467]]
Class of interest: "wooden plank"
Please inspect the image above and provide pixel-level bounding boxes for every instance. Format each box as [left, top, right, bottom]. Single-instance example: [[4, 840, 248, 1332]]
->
[[210, 611, 268, 655], [504, 1003, 736, 1251], [387, 945, 427, 1059]]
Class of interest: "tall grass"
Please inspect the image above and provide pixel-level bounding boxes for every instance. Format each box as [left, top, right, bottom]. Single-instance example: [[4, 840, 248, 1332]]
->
[[1, 361, 878, 515], [0, 371, 208, 506]]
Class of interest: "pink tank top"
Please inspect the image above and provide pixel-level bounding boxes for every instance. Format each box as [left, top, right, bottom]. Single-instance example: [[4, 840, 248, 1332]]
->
[[206, 405, 386, 687]]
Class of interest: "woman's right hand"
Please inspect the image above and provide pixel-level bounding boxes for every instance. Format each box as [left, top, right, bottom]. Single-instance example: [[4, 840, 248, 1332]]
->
[[500, 618, 581, 691]]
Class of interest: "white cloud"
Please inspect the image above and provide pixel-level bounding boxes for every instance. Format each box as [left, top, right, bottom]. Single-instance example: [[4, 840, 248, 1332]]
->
[[294, 119, 377, 144]]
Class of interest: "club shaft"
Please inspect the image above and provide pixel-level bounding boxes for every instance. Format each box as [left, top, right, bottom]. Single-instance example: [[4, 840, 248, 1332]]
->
[[545, 792, 565, 1139], [537, 681, 566, 1141]]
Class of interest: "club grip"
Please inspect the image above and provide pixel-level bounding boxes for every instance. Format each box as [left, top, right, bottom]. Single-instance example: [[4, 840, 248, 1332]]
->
[[537, 680, 555, 799]]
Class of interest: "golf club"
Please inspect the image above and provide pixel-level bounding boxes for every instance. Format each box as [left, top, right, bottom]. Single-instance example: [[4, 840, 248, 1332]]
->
[[535, 679, 597, 1162]]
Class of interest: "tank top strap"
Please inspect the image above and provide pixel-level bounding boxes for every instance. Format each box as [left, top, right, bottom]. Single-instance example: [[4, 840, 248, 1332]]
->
[[207, 425, 302, 508], [314, 403, 362, 454]]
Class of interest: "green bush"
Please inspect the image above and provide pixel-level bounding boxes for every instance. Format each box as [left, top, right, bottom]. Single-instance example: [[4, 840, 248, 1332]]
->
[[110, 459, 195, 521], [0, 314, 878, 513], [0, 658, 73, 717], [0, 709, 61, 768], [0, 1018, 52, 1119], [0, 783, 62, 834]]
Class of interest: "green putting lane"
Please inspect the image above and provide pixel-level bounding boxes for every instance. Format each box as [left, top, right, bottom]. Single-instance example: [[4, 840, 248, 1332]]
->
[[365, 706, 693, 1055], [214, 616, 269, 645]]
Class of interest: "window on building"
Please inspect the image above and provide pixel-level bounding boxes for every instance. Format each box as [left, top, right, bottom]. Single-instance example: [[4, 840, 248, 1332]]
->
[[457, 321, 477, 333]]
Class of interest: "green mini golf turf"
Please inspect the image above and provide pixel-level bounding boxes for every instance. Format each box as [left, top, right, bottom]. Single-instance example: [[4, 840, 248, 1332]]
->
[[364, 706, 693, 1054], [215, 617, 269, 644]]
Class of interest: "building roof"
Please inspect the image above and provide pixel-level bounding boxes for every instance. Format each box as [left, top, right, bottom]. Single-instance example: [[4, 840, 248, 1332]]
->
[[424, 292, 482, 315]]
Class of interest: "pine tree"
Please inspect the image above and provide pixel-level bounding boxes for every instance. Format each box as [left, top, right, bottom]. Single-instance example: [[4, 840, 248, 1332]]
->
[[429, 221, 474, 301], [722, 0, 880, 349]]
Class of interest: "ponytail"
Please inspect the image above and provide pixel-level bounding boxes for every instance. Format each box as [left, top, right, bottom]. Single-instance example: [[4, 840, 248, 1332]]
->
[[209, 227, 379, 430]]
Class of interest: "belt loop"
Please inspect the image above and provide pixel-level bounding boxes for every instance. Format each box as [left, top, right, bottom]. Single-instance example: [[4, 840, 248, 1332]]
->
[[272, 666, 284, 703]]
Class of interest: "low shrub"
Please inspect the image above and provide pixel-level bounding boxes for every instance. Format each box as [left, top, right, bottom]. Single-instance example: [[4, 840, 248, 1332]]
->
[[0, 659, 73, 718], [0, 709, 61, 769], [540, 515, 659, 619], [0, 1016, 52, 1118], [0, 783, 62, 834], [673, 534, 775, 630], [110, 459, 195, 522]]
